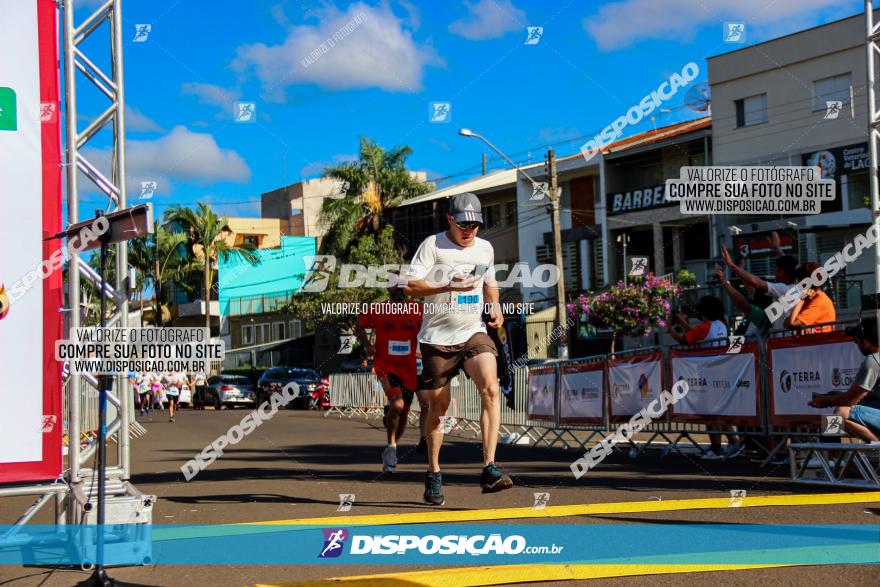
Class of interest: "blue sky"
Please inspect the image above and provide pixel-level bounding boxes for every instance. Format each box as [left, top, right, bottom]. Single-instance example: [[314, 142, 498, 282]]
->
[[72, 0, 864, 220]]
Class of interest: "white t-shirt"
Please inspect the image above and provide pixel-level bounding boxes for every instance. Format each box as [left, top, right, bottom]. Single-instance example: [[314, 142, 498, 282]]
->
[[766, 281, 798, 331], [405, 232, 495, 346], [705, 320, 728, 347]]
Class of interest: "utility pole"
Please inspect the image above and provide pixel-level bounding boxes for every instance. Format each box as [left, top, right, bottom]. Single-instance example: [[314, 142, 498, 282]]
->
[[458, 129, 569, 357], [154, 220, 162, 327], [547, 149, 568, 360], [482, 153, 487, 176]]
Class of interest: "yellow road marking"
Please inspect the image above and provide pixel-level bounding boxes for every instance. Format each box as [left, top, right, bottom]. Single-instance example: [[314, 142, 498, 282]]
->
[[252, 563, 797, 586], [241, 490, 880, 527]]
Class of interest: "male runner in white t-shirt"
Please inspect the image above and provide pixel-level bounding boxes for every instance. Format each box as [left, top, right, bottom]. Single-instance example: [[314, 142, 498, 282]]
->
[[403, 193, 513, 505]]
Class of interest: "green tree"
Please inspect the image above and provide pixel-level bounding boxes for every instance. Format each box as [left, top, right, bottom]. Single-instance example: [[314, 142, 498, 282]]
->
[[164, 203, 259, 334], [286, 225, 403, 330], [128, 225, 199, 325], [319, 137, 432, 256]]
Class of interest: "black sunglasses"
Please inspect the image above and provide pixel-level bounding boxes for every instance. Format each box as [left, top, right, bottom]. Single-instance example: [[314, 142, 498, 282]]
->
[[453, 220, 480, 230]]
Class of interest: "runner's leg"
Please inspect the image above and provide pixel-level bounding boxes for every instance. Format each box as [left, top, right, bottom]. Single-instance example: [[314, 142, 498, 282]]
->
[[463, 352, 500, 467], [395, 401, 411, 443], [385, 395, 406, 446], [425, 384, 451, 472], [417, 391, 428, 439], [837, 406, 880, 442]]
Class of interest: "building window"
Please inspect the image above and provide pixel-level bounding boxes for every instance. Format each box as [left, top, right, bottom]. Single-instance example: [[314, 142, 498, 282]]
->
[[289, 320, 302, 339], [504, 202, 517, 226], [536, 242, 581, 293], [257, 323, 270, 344], [845, 172, 869, 210], [273, 322, 285, 341], [241, 325, 254, 346], [484, 204, 502, 229], [735, 94, 767, 127], [681, 223, 711, 262], [640, 162, 663, 185], [241, 234, 261, 248], [813, 73, 851, 111], [688, 149, 707, 167]]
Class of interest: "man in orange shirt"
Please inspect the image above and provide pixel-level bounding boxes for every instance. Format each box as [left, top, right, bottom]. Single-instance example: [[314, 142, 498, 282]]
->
[[785, 262, 836, 333], [354, 285, 425, 473]]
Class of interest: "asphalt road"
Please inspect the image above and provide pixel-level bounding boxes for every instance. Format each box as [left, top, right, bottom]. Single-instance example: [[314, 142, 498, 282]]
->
[[0, 406, 877, 586]]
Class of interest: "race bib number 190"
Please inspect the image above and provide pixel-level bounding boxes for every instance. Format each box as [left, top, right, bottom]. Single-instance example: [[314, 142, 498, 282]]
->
[[450, 290, 481, 306]]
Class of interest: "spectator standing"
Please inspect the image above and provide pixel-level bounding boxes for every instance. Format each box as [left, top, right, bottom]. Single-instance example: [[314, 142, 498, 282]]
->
[[721, 246, 798, 331], [785, 262, 836, 333], [665, 295, 727, 347], [194, 372, 207, 410], [666, 295, 743, 460]]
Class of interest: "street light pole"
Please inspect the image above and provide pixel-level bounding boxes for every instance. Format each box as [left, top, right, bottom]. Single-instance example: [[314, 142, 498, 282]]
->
[[865, 1, 880, 325], [617, 233, 630, 287], [459, 129, 569, 359]]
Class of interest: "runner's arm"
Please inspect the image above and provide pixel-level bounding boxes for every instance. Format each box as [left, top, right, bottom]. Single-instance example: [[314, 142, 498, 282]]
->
[[666, 328, 687, 345], [769, 231, 785, 257], [484, 278, 502, 328], [403, 274, 476, 298], [716, 265, 753, 315], [785, 298, 807, 329], [352, 324, 374, 358], [809, 384, 869, 408], [722, 245, 768, 292]]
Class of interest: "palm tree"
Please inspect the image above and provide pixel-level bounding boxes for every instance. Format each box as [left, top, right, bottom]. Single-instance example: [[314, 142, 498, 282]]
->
[[164, 203, 259, 334], [128, 225, 197, 326], [319, 137, 432, 256]]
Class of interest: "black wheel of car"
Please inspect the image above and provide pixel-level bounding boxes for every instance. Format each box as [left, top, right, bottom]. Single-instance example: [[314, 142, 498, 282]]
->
[[213, 396, 221, 410]]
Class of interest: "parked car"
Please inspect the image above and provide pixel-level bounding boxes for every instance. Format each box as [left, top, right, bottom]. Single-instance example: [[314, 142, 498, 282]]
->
[[206, 374, 256, 409], [257, 367, 330, 410]]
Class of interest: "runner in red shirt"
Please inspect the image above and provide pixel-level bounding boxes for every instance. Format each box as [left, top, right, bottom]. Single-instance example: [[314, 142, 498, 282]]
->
[[354, 285, 424, 473]]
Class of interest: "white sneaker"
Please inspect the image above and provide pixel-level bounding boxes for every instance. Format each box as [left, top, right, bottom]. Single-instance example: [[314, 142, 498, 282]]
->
[[724, 443, 746, 460], [806, 456, 836, 468], [699, 447, 725, 460], [382, 445, 397, 473]]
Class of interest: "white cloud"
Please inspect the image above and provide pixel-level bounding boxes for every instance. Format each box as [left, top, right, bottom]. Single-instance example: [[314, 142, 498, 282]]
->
[[583, 0, 855, 51], [232, 3, 442, 98], [82, 126, 250, 196], [125, 105, 163, 133], [182, 82, 242, 110], [448, 0, 526, 40]]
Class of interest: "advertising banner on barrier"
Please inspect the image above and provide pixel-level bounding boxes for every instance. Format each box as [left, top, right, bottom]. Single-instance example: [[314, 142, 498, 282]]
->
[[608, 353, 664, 420], [0, 0, 63, 483], [768, 331, 863, 426], [527, 366, 556, 422], [669, 343, 761, 425], [560, 361, 604, 425]]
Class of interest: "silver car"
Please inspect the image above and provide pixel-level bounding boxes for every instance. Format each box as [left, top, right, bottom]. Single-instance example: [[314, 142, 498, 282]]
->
[[206, 375, 256, 409]]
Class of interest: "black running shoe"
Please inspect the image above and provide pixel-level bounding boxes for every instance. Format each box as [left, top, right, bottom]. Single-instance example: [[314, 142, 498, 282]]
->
[[416, 436, 428, 454], [423, 471, 445, 505], [480, 463, 513, 494]]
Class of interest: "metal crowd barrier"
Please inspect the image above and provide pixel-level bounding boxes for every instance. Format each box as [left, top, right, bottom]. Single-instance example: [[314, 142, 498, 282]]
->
[[326, 320, 879, 483], [62, 376, 147, 452]]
